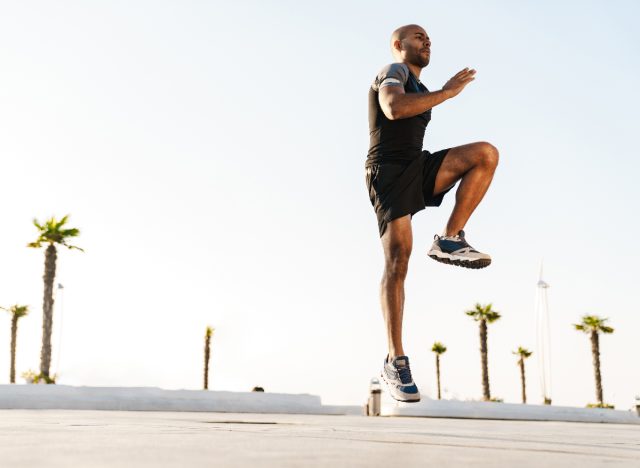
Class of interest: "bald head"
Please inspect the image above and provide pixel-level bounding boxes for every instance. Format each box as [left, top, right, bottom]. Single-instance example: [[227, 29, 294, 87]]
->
[[389, 24, 430, 67], [391, 24, 426, 56], [391, 24, 424, 43]]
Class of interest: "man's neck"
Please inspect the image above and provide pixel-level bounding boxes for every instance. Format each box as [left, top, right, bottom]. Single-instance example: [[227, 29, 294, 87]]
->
[[404, 62, 423, 80]]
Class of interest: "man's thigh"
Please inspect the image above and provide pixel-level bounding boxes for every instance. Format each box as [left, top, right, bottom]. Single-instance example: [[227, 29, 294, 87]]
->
[[432, 142, 489, 196]]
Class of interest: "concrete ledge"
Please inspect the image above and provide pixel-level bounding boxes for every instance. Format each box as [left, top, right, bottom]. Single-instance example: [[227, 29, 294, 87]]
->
[[6, 385, 636, 424], [0, 385, 361, 415], [382, 398, 640, 424]]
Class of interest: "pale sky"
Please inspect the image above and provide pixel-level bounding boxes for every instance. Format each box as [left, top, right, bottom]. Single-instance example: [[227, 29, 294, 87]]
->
[[1, 0, 639, 409]]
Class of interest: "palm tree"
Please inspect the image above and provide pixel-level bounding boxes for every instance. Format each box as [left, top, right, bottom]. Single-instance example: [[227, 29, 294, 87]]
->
[[512, 347, 532, 404], [203, 326, 214, 390], [27, 215, 82, 381], [574, 315, 614, 406], [1, 305, 30, 383], [466, 303, 501, 401], [431, 341, 447, 400]]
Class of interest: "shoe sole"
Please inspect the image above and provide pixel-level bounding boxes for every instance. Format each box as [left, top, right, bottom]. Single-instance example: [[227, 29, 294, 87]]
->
[[428, 253, 491, 269], [380, 372, 421, 403]]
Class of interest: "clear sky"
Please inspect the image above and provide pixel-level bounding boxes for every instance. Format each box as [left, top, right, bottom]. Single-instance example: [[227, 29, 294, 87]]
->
[[1, 0, 639, 408]]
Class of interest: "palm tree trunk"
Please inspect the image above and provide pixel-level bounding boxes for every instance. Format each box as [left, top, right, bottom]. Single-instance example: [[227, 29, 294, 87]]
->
[[436, 354, 441, 400], [40, 244, 57, 379], [10, 315, 18, 384], [519, 358, 526, 404], [590, 331, 603, 404], [204, 335, 211, 390], [479, 319, 490, 400]]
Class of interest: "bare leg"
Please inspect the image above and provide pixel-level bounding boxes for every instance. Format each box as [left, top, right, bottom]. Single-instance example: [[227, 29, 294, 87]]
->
[[433, 142, 499, 236], [380, 215, 412, 359]]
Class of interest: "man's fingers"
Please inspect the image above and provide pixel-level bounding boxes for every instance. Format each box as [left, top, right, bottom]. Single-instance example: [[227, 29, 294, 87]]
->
[[451, 76, 475, 90], [443, 68, 476, 93], [452, 68, 476, 81], [460, 69, 476, 79], [459, 77, 475, 88], [455, 67, 475, 75], [453, 68, 469, 78]]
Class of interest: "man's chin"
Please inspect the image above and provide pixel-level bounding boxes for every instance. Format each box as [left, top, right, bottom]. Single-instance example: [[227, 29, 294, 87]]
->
[[412, 55, 430, 68]]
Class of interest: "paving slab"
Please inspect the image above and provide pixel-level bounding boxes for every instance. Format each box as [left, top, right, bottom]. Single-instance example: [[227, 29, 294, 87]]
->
[[1, 410, 639, 467]]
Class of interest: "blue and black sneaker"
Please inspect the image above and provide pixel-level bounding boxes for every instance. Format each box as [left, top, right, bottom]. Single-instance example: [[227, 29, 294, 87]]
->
[[381, 355, 421, 402], [428, 230, 491, 269]]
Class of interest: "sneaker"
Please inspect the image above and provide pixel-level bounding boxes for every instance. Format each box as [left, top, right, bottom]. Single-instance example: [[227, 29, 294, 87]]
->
[[380, 355, 421, 402], [428, 230, 491, 269]]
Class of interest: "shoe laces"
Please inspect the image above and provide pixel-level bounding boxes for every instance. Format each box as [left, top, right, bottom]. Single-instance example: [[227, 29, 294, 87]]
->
[[396, 364, 413, 384]]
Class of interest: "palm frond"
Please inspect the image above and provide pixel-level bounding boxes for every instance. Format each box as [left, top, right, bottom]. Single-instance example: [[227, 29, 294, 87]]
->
[[60, 228, 80, 238], [466, 303, 501, 322], [12, 305, 29, 318], [2, 304, 29, 318], [432, 341, 447, 354], [61, 241, 85, 252], [574, 315, 614, 334], [30, 215, 83, 249], [512, 346, 532, 358], [486, 310, 502, 323]]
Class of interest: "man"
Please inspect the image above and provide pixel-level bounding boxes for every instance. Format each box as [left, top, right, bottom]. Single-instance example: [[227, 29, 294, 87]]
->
[[366, 24, 499, 402]]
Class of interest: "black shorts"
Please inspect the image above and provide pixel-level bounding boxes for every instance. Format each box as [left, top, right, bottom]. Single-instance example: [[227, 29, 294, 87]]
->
[[365, 149, 453, 237]]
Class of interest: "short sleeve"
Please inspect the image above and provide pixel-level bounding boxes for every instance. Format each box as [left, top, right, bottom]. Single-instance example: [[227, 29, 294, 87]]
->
[[372, 63, 409, 91]]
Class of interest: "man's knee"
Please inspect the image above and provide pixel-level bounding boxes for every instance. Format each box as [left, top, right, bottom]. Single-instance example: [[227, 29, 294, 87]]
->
[[384, 244, 411, 279], [476, 141, 499, 169]]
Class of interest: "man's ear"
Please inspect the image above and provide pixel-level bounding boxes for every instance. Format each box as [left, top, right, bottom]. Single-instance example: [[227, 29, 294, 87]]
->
[[394, 39, 403, 53]]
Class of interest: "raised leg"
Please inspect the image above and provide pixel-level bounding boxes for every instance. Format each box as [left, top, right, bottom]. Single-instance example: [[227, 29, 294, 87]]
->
[[433, 142, 499, 236]]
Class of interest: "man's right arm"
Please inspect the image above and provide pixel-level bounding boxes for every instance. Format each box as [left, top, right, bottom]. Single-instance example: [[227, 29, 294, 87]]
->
[[379, 68, 477, 121]]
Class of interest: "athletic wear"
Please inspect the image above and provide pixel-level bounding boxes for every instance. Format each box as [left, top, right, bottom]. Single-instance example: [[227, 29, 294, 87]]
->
[[367, 63, 432, 166], [366, 149, 452, 237], [365, 63, 453, 237], [428, 230, 492, 269], [381, 355, 421, 402]]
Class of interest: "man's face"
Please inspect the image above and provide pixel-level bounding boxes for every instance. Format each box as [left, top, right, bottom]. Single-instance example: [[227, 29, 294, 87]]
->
[[400, 27, 431, 67]]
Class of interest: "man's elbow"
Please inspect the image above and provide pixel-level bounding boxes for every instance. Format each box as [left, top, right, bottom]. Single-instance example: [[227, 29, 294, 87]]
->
[[383, 104, 403, 120]]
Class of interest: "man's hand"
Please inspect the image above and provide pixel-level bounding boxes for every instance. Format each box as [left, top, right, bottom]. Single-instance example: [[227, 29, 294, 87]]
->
[[442, 68, 476, 98], [378, 67, 477, 120]]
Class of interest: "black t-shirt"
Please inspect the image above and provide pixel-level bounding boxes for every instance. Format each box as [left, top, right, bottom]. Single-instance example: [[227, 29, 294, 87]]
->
[[366, 63, 432, 167]]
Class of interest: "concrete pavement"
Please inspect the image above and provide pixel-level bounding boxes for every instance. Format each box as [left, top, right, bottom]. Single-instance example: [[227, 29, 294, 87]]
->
[[1, 410, 639, 467]]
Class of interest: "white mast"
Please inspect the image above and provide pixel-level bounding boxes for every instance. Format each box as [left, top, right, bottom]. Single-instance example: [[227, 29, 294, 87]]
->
[[535, 262, 552, 404]]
